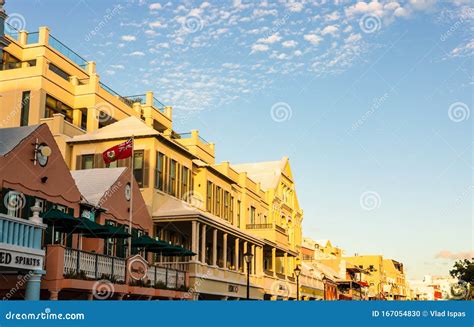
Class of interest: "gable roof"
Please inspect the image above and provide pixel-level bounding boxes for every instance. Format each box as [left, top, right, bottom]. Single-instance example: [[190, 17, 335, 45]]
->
[[70, 168, 126, 206], [68, 116, 159, 142], [0, 125, 40, 155], [232, 157, 287, 190]]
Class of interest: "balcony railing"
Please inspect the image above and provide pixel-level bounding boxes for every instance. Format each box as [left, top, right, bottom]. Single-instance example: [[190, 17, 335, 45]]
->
[[64, 247, 126, 282], [122, 94, 165, 113], [27, 32, 39, 44], [63, 247, 186, 289], [246, 223, 272, 229], [49, 34, 88, 71], [5, 22, 19, 41], [0, 213, 44, 249]]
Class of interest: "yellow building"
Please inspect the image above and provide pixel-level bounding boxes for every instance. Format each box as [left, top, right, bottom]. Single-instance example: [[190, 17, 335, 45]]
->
[[345, 255, 407, 300], [0, 23, 303, 300]]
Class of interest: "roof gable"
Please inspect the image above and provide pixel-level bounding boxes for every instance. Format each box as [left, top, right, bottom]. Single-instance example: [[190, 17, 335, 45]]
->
[[0, 125, 40, 156], [70, 168, 126, 206], [68, 116, 158, 142]]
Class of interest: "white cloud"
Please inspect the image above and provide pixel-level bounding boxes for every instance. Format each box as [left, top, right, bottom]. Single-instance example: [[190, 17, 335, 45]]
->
[[304, 34, 323, 45], [251, 44, 270, 53], [321, 25, 339, 36], [127, 51, 145, 57], [222, 63, 240, 69], [149, 21, 163, 28], [121, 35, 136, 42], [149, 3, 162, 10], [110, 64, 125, 69], [345, 33, 362, 43], [294, 50, 303, 56], [282, 40, 298, 48], [105, 70, 116, 75], [257, 33, 282, 44], [394, 7, 410, 17], [287, 2, 304, 13]]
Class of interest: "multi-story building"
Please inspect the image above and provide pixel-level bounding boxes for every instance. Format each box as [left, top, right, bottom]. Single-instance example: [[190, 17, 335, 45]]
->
[[0, 16, 303, 300], [345, 255, 407, 300], [302, 237, 343, 260]]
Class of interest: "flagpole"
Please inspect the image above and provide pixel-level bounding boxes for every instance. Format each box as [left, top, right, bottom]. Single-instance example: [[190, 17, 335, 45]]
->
[[128, 135, 134, 257]]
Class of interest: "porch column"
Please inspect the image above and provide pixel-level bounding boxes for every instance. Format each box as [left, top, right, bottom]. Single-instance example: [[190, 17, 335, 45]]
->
[[243, 241, 248, 274], [234, 238, 239, 271], [25, 270, 43, 300], [272, 248, 276, 277], [212, 229, 217, 266], [222, 233, 228, 269], [49, 290, 59, 300], [284, 253, 288, 277], [251, 245, 256, 275], [191, 221, 198, 262], [200, 224, 206, 263]]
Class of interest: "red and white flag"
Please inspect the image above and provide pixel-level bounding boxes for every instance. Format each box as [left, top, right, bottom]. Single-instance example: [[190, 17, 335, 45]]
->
[[102, 138, 133, 165]]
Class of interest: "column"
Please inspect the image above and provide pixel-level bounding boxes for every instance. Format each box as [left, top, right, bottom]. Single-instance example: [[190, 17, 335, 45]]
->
[[251, 245, 256, 275], [49, 290, 59, 301], [243, 241, 248, 274], [25, 270, 43, 300], [222, 233, 227, 269], [272, 248, 276, 277], [284, 253, 288, 277], [234, 238, 240, 271], [212, 229, 217, 266], [201, 224, 206, 263], [191, 221, 198, 262]]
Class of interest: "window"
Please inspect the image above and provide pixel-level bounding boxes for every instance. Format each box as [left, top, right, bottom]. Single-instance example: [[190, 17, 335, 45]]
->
[[224, 191, 230, 220], [181, 166, 189, 199], [79, 108, 87, 130], [215, 186, 221, 216], [230, 196, 234, 224], [98, 111, 117, 129], [20, 91, 30, 126], [207, 181, 213, 211], [250, 206, 256, 225], [237, 200, 241, 228], [5, 191, 24, 218], [0, 51, 20, 70], [45, 95, 73, 123], [49, 63, 70, 81], [168, 159, 177, 195], [155, 152, 165, 191], [133, 150, 144, 187], [81, 154, 94, 170], [104, 220, 116, 256]]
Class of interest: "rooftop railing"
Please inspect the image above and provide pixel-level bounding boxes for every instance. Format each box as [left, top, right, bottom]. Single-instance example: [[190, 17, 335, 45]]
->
[[123, 94, 165, 113], [5, 22, 19, 41], [176, 132, 210, 145], [49, 34, 88, 71], [26, 32, 39, 44]]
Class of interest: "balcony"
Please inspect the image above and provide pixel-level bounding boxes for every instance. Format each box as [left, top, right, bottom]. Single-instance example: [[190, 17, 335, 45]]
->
[[44, 245, 190, 299], [246, 223, 272, 230], [0, 213, 46, 271], [175, 130, 215, 164], [123, 94, 165, 114]]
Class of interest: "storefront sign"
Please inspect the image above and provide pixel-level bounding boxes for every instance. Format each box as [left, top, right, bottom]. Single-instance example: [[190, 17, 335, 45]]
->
[[0, 248, 43, 271]]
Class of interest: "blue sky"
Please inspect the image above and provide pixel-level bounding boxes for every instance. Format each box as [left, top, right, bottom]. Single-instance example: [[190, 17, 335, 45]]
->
[[7, 0, 472, 279]]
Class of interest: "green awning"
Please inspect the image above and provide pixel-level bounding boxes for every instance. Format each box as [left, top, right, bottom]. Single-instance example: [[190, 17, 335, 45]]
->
[[72, 218, 109, 236], [159, 245, 196, 257], [88, 225, 131, 239], [40, 209, 80, 231], [131, 235, 169, 249]]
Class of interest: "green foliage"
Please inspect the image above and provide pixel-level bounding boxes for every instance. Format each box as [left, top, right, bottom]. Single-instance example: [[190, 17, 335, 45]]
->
[[450, 259, 474, 284]]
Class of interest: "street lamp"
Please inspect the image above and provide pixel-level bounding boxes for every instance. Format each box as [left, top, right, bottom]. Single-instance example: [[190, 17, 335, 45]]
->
[[294, 265, 301, 300], [243, 252, 253, 300]]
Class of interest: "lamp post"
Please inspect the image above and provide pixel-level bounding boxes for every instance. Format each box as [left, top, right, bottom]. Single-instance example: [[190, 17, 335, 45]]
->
[[294, 265, 301, 301], [243, 252, 253, 300]]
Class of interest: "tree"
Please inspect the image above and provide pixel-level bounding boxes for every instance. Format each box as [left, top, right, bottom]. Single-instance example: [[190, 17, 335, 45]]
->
[[449, 259, 474, 300]]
